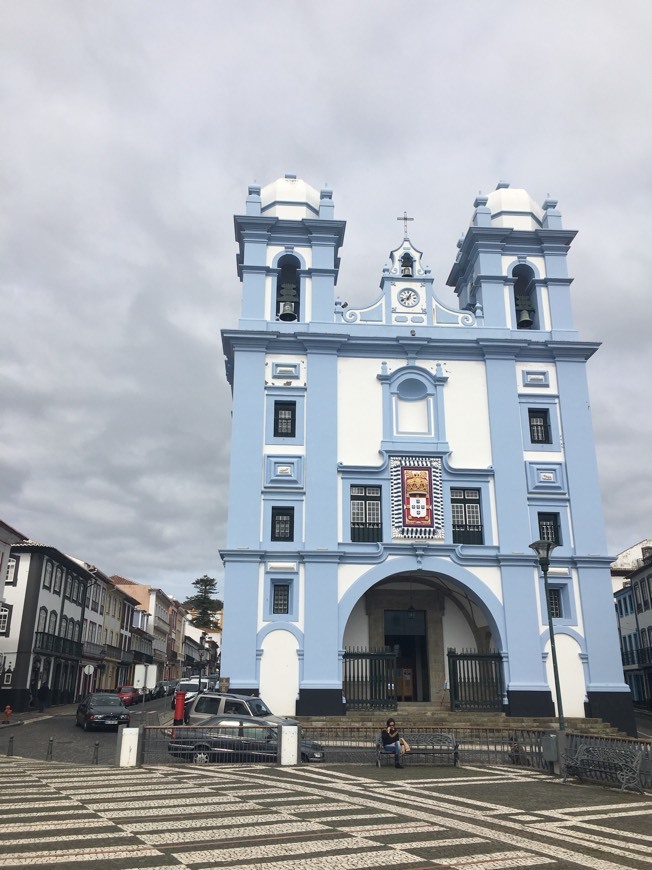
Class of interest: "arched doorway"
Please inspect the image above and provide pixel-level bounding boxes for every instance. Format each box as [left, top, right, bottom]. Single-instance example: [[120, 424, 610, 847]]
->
[[342, 569, 499, 709]]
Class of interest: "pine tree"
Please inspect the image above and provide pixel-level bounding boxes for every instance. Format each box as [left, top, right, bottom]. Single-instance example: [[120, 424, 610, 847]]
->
[[183, 575, 223, 629]]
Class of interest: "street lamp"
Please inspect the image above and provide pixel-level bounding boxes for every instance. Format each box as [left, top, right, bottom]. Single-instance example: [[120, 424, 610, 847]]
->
[[529, 539, 565, 731]]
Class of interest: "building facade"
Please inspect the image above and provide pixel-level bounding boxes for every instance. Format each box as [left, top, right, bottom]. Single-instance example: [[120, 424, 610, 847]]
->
[[614, 542, 652, 707], [219, 175, 635, 734]]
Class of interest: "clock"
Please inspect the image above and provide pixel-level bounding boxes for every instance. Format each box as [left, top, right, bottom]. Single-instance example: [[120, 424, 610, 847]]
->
[[398, 288, 419, 308]]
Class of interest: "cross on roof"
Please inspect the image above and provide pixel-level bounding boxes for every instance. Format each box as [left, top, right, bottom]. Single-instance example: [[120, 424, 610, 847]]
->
[[397, 211, 414, 238]]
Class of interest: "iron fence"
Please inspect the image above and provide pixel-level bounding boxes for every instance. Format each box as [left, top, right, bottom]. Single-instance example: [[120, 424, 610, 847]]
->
[[448, 649, 505, 712], [343, 647, 398, 710]]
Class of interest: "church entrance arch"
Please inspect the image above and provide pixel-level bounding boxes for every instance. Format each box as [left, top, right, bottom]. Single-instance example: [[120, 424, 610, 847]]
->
[[341, 563, 504, 709]]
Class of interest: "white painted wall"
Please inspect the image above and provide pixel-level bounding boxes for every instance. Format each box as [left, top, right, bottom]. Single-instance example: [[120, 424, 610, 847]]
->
[[338, 358, 384, 466], [259, 628, 299, 716], [548, 633, 586, 719], [342, 597, 369, 648], [442, 361, 492, 468]]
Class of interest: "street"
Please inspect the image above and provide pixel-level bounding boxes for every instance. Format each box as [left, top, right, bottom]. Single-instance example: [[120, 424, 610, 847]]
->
[[0, 695, 170, 766]]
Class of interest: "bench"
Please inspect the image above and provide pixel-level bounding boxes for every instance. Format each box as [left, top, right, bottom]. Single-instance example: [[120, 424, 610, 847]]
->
[[376, 731, 459, 767], [562, 744, 644, 794]]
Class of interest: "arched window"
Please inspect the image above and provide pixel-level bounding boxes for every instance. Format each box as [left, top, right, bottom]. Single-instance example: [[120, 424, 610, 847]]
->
[[47, 611, 57, 635], [275, 254, 301, 322], [400, 253, 414, 277], [54, 567, 63, 594], [67, 619, 75, 640], [60, 616, 68, 638], [43, 562, 53, 589], [513, 263, 536, 329], [37, 607, 47, 633]]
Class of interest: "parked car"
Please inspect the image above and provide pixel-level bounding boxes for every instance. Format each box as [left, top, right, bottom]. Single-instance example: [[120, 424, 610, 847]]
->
[[185, 691, 299, 726], [167, 715, 324, 764], [153, 680, 176, 699], [115, 686, 142, 706], [75, 693, 131, 731], [170, 678, 211, 712]]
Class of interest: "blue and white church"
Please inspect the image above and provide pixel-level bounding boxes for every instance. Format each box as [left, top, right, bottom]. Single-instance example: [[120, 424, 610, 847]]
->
[[220, 174, 634, 735]]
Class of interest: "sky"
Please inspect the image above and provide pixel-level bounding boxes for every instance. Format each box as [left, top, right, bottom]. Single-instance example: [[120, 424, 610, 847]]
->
[[0, 1, 650, 602]]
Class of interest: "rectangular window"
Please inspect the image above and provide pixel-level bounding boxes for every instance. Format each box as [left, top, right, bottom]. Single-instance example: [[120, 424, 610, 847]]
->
[[5, 558, 17, 586], [451, 489, 483, 544], [0, 605, 10, 635], [271, 507, 294, 541], [547, 588, 563, 618], [350, 486, 382, 542], [273, 401, 296, 437], [537, 512, 561, 545], [272, 583, 290, 615], [641, 580, 650, 610], [528, 409, 551, 444], [634, 583, 642, 612]]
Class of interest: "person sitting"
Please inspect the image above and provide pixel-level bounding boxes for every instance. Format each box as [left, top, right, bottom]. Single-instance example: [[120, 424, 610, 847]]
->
[[381, 717, 404, 768]]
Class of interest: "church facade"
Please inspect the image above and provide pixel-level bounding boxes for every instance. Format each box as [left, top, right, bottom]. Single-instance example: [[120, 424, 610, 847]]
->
[[220, 175, 634, 734]]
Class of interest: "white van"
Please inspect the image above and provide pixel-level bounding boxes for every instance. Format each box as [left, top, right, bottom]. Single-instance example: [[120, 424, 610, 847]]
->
[[170, 678, 211, 711]]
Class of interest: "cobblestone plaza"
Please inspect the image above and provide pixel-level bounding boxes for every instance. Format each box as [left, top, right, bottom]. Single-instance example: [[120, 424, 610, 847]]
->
[[1, 757, 651, 869]]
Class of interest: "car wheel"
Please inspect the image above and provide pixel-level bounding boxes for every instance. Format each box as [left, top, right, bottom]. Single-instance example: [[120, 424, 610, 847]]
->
[[191, 746, 212, 764]]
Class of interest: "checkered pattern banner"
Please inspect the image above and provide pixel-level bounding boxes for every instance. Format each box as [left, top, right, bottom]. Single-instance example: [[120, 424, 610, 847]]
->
[[390, 456, 444, 540]]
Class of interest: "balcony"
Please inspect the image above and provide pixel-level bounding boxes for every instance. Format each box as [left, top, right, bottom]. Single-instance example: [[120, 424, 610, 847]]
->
[[82, 641, 106, 660], [121, 649, 134, 664], [104, 644, 123, 661], [34, 632, 83, 659], [133, 650, 153, 664]]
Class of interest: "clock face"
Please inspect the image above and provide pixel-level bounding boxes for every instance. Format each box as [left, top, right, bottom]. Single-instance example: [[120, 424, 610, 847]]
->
[[398, 288, 419, 308]]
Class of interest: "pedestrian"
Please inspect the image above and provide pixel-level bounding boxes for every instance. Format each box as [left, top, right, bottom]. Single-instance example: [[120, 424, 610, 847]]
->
[[36, 682, 50, 713], [381, 717, 404, 768]]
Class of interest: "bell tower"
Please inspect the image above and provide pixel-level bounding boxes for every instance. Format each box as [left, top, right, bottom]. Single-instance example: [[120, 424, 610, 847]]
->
[[447, 181, 577, 334], [234, 174, 345, 326]]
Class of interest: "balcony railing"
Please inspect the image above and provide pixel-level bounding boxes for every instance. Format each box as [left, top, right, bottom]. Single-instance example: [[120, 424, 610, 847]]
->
[[34, 632, 83, 659], [622, 646, 652, 667], [133, 650, 153, 664], [104, 644, 123, 660], [82, 641, 106, 659]]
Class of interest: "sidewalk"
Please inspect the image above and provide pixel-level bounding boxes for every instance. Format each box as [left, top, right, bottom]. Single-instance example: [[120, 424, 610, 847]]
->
[[0, 755, 650, 869]]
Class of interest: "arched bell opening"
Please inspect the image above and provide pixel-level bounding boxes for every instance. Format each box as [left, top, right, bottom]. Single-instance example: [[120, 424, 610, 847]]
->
[[400, 252, 414, 277], [512, 263, 537, 329], [275, 254, 301, 322], [342, 570, 500, 710]]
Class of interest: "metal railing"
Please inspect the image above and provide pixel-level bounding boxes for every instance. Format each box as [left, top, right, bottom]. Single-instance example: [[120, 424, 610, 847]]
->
[[34, 632, 83, 659], [564, 731, 652, 791], [139, 723, 550, 770]]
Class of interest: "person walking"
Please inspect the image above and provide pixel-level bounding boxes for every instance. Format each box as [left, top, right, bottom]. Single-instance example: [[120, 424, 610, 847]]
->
[[36, 682, 50, 713], [381, 717, 404, 768]]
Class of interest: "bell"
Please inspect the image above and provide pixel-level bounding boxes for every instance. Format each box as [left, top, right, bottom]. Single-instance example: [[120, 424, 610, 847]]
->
[[518, 308, 533, 328], [278, 302, 297, 322]]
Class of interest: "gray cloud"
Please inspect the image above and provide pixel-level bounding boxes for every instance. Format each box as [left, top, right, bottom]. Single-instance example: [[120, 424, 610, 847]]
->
[[1, 1, 650, 598]]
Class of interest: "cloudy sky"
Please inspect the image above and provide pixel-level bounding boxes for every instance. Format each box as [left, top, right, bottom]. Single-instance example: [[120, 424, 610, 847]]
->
[[1, 1, 650, 601]]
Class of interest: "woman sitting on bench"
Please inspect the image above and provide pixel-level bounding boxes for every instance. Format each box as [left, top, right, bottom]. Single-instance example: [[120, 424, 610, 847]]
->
[[381, 718, 405, 768]]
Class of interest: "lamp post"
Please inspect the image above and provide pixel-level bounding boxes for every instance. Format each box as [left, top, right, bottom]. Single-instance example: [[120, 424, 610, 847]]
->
[[529, 539, 565, 731]]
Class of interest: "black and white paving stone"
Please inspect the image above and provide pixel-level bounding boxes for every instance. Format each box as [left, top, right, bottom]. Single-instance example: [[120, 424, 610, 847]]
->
[[0, 758, 650, 869]]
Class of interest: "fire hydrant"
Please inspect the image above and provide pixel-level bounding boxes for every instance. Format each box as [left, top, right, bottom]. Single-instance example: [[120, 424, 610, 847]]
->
[[3, 705, 11, 724]]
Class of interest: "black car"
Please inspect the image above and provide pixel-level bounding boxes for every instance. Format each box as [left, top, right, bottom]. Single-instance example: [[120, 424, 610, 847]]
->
[[75, 693, 131, 731], [167, 715, 325, 764]]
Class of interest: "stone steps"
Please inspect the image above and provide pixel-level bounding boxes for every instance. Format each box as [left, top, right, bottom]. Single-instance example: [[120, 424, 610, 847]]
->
[[297, 709, 623, 736]]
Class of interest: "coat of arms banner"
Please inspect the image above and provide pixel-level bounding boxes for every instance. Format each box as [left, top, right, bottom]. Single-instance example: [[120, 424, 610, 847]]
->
[[390, 456, 444, 540]]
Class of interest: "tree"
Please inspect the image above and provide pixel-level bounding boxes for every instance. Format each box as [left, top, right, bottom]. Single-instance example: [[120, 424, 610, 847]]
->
[[183, 575, 223, 629]]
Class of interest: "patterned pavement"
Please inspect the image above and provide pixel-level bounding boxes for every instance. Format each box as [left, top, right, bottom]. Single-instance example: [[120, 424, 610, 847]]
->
[[0, 757, 651, 869]]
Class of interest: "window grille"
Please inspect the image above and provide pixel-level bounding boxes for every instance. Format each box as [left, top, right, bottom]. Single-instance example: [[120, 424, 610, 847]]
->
[[350, 486, 382, 542], [451, 489, 483, 544], [272, 583, 290, 615]]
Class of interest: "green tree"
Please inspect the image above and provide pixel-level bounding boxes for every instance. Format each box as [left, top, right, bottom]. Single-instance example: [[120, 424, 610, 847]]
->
[[183, 575, 223, 629]]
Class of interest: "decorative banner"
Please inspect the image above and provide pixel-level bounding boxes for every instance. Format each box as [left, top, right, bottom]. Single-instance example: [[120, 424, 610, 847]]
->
[[390, 456, 444, 540]]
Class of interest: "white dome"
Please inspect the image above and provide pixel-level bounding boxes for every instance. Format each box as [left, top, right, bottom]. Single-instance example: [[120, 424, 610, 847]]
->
[[486, 186, 544, 230], [260, 175, 321, 219]]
